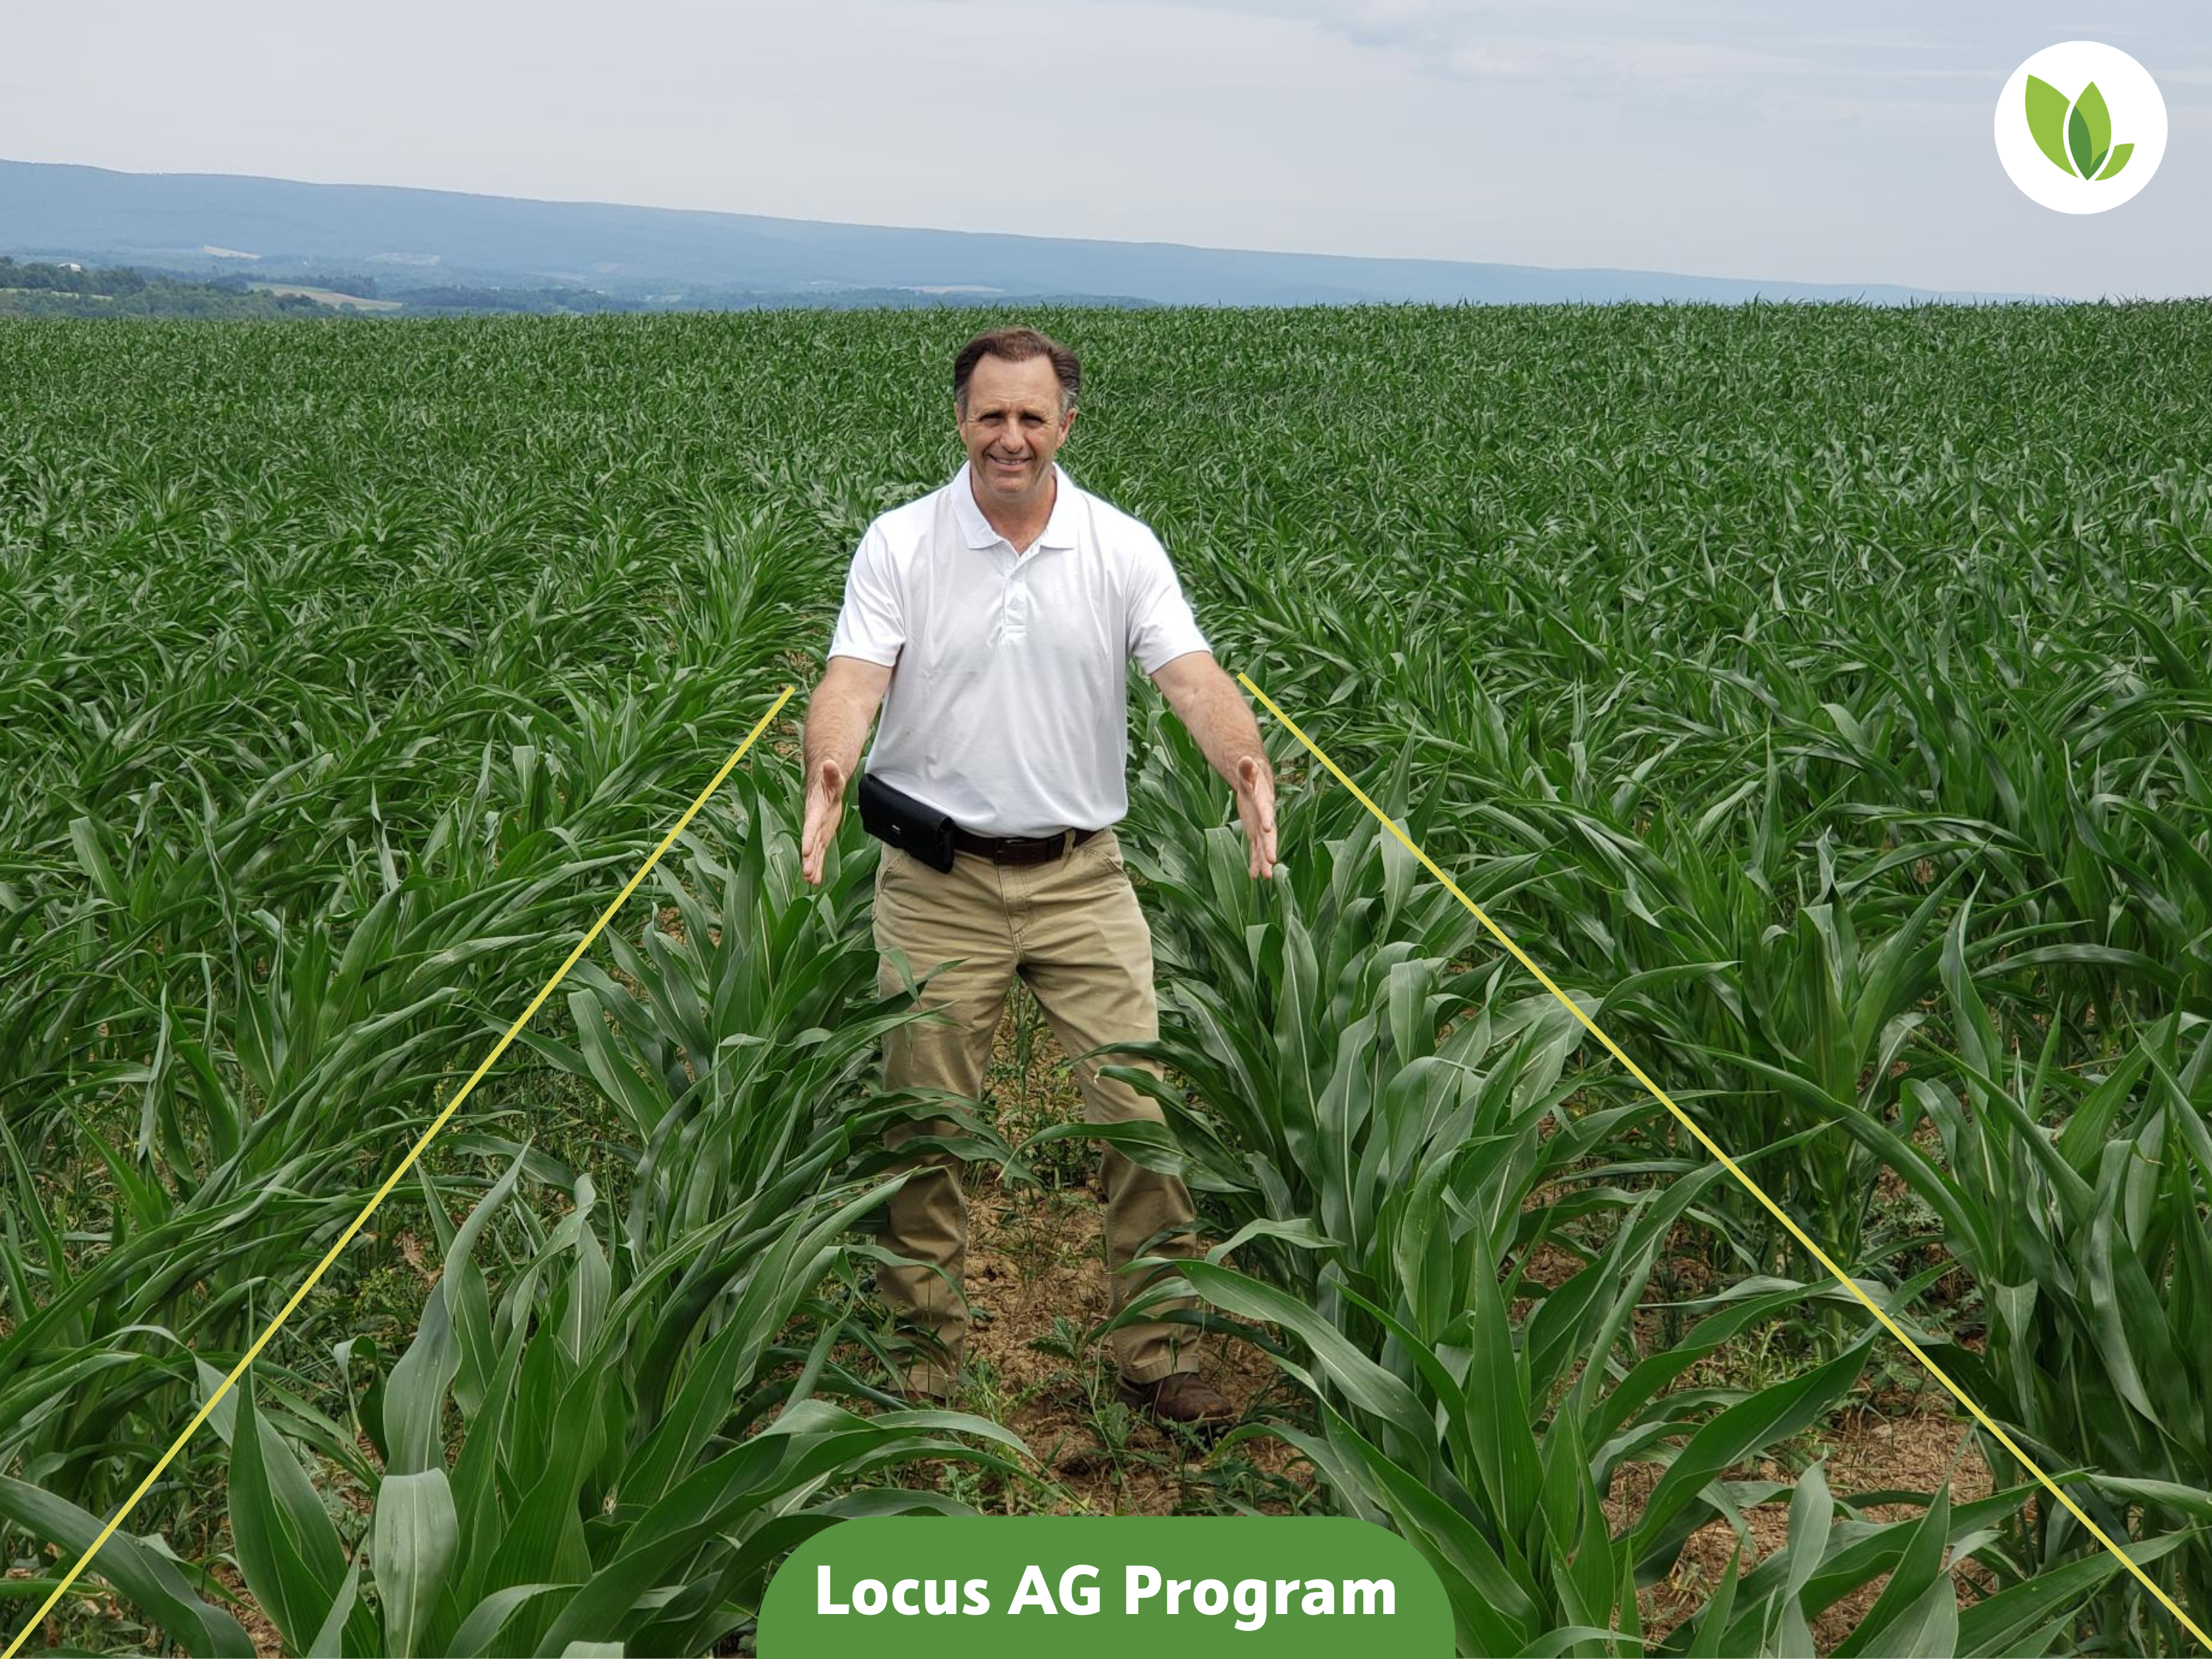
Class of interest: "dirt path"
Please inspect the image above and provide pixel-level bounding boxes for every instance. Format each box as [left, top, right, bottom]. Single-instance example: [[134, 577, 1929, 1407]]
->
[[940, 990, 1311, 1514]]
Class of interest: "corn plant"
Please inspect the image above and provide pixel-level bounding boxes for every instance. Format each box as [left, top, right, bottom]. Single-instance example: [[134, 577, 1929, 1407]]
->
[[1820, 905, 2212, 1652], [1107, 775, 1601, 1312], [1140, 1175, 2025, 1654], [3, 1155, 1023, 1657], [1660, 1462, 2191, 1658]]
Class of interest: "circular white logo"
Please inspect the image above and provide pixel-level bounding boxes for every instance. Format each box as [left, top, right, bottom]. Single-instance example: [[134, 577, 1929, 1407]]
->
[[1995, 42, 2166, 212]]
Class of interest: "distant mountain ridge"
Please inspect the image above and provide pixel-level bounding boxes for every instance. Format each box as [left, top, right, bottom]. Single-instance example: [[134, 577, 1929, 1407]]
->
[[0, 158, 2019, 308]]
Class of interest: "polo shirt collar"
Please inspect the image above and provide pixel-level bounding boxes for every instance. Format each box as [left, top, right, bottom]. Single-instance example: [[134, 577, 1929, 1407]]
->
[[951, 461, 1079, 552]]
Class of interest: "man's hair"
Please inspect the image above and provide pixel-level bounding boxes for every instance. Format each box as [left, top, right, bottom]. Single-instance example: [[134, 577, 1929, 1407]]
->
[[953, 327, 1081, 416]]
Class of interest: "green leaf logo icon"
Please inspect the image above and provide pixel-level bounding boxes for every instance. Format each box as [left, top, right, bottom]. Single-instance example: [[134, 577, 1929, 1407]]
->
[[2025, 74, 2134, 180], [1999, 44, 2163, 213]]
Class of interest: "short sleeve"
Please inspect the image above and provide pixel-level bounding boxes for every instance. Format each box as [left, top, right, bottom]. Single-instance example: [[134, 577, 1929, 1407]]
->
[[1125, 531, 1211, 674], [826, 522, 904, 667]]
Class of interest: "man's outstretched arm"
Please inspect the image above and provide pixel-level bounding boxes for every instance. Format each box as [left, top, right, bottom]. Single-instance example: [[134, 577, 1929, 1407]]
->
[[800, 655, 894, 886], [1150, 650, 1277, 880]]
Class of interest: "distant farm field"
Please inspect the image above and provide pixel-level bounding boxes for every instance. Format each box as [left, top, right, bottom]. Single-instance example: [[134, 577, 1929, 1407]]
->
[[246, 283, 404, 311], [4, 304, 2211, 1656]]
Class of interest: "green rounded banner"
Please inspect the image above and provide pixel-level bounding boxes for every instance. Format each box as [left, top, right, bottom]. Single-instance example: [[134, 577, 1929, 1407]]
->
[[760, 1516, 1453, 1655]]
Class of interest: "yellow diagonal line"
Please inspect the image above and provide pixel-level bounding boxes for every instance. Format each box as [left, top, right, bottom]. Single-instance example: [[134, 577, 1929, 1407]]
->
[[1239, 671, 2208, 1651], [4, 686, 794, 1659]]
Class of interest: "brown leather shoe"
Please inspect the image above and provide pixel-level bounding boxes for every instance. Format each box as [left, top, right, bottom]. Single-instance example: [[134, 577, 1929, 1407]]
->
[[1118, 1372, 1236, 1434]]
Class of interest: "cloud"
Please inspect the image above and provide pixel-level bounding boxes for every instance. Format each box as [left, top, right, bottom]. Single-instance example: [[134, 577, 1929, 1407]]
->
[[1120, 1, 1837, 86], [1428, 36, 1803, 84]]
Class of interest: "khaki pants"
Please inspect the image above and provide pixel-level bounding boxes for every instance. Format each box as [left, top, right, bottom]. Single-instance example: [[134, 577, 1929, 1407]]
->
[[872, 827, 1201, 1398]]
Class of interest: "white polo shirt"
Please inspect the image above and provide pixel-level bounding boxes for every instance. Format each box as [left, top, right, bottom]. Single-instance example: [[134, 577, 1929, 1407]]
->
[[826, 461, 1211, 838]]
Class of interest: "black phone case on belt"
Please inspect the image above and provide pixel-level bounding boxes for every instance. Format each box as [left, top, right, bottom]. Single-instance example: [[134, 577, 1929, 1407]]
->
[[857, 770, 958, 873]]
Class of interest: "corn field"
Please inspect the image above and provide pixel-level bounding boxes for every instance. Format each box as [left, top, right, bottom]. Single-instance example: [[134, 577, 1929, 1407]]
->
[[3, 302, 2211, 1656]]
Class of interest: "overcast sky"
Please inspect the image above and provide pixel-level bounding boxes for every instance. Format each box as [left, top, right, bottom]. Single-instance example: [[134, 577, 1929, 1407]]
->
[[4, 1, 2204, 297]]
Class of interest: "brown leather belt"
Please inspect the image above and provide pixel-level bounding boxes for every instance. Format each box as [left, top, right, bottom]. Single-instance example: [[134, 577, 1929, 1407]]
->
[[953, 826, 1101, 866]]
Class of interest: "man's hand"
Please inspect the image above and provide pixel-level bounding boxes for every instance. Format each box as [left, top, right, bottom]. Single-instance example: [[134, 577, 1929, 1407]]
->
[[1233, 753, 1277, 880], [1152, 652, 1279, 880], [800, 757, 846, 887], [799, 656, 894, 888]]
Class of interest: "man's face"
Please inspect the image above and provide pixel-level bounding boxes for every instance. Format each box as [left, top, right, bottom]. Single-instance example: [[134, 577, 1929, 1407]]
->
[[956, 353, 1074, 509]]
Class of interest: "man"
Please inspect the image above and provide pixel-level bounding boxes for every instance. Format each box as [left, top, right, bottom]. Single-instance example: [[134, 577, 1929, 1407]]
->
[[799, 326, 1277, 1430]]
